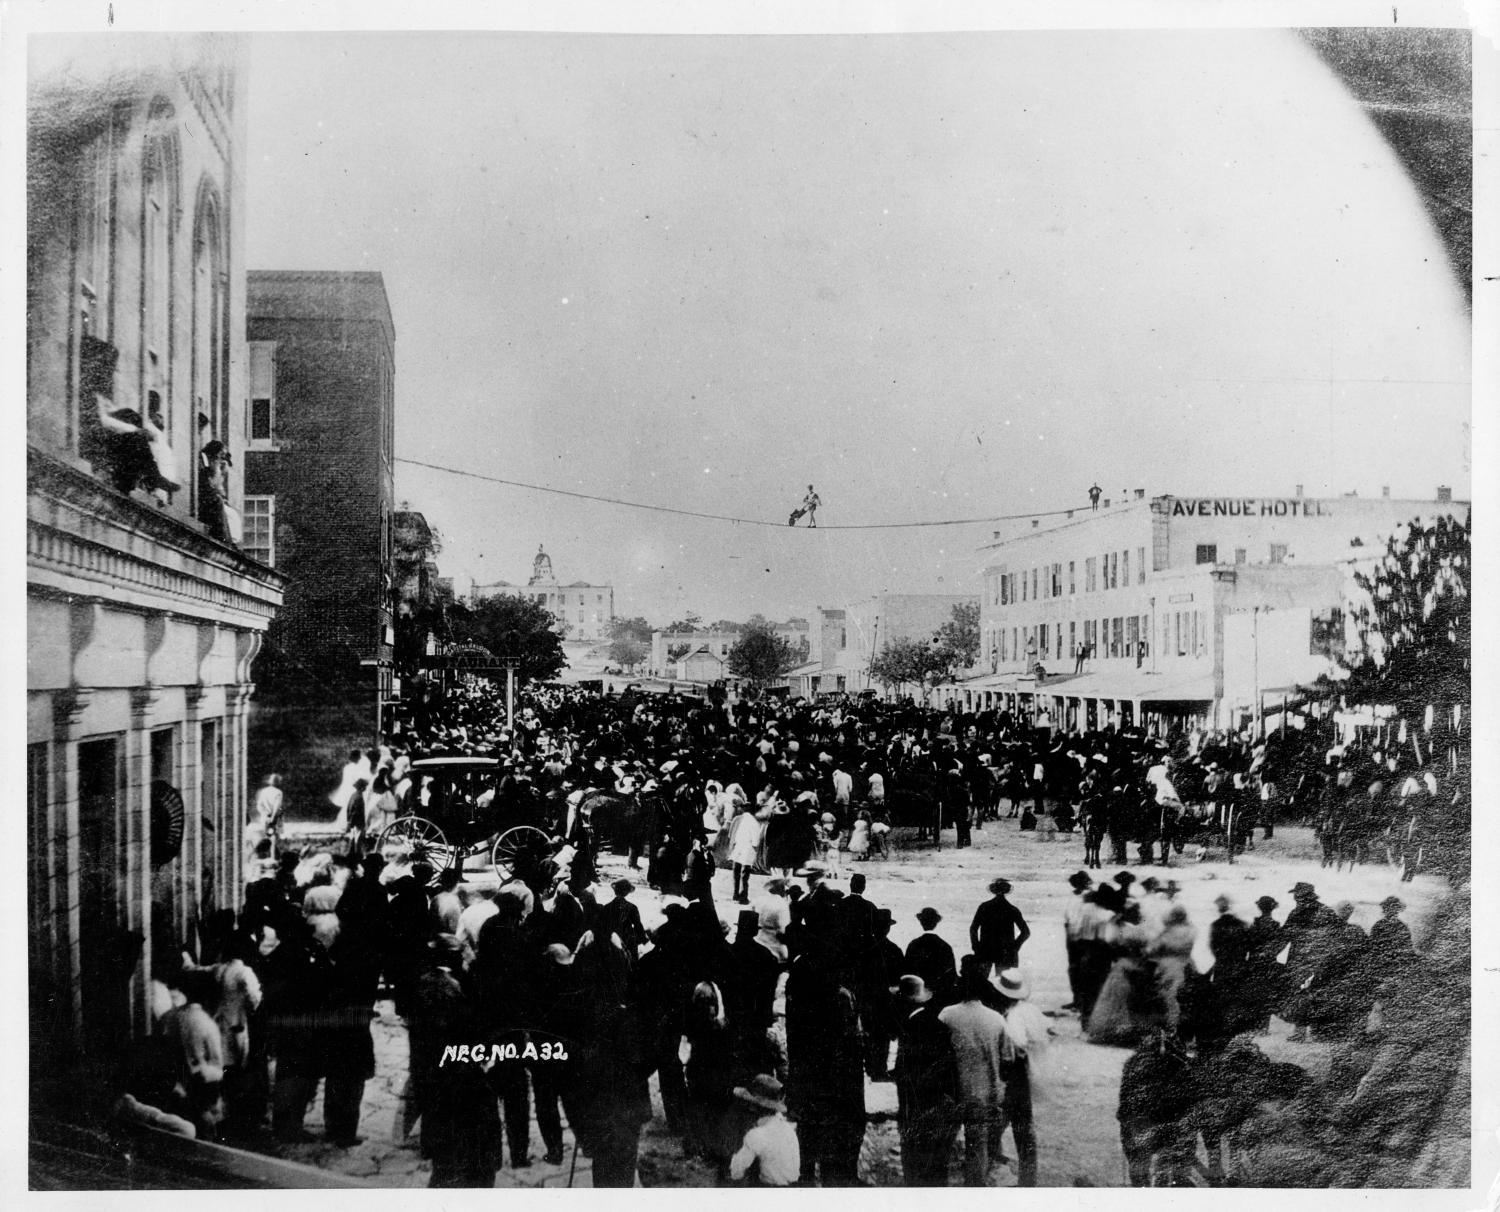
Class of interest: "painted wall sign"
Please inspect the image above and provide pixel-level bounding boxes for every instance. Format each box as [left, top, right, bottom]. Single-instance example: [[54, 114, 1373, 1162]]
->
[[1168, 498, 1329, 518]]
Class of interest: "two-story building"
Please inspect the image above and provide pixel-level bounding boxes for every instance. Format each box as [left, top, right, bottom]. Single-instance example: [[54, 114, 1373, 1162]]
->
[[966, 488, 1468, 731], [798, 594, 977, 698], [26, 35, 284, 1099]]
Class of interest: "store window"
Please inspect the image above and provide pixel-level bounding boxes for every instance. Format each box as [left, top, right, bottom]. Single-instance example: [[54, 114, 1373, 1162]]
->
[[1138, 546, 1146, 583], [1068, 561, 1075, 595], [1270, 543, 1288, 565], [1235, 548, 1247, 565], [1196, 544, 1217, 565]]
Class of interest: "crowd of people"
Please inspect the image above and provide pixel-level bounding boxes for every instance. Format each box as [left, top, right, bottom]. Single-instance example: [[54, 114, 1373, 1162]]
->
[[112, 679, 1438, 1187]]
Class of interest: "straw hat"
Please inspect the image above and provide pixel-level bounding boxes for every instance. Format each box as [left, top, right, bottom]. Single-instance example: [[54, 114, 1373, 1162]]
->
[[733, 1074, 787, 1113]]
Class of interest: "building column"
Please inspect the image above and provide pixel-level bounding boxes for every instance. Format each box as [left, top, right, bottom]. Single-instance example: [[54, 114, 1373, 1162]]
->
[[225, 682, 255, 912], [50, 689, 92, 1046], [128, 687, 161, 1036], [182, 684, 207, 953]]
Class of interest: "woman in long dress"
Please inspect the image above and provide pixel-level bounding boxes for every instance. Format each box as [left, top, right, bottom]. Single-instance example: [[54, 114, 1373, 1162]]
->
[[1086, 903, 1158, 1047], [1147, 905, 1197, 1032]]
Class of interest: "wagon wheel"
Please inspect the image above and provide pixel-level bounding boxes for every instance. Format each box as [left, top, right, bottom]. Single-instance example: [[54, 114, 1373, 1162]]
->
[[378, 816, 455, 885], [492, 825, 553, 881]]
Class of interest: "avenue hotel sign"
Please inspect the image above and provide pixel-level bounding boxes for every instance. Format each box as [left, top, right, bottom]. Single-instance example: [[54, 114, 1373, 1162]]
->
[[1160, 497, 1331, 518]]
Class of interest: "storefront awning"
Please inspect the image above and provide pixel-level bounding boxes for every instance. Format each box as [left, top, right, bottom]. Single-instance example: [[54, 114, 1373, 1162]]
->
[[1029, 670, 1216, 703]]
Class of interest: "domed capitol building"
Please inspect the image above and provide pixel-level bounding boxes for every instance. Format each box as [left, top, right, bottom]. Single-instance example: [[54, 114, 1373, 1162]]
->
[[471, 545, 615, 642]]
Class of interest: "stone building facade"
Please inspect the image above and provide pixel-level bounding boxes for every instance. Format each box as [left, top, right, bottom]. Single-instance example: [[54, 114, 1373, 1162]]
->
[[26, 34, 284, 1097]]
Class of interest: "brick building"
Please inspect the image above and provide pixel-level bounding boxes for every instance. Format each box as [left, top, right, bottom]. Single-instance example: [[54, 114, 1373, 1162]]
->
[[243, 271, 397, 816], [26, 34, 284, 1100]]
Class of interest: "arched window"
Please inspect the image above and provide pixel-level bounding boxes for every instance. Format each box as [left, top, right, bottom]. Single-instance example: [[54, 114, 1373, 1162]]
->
[[191, 180, 224, 463], [139, 101, 179, 434]]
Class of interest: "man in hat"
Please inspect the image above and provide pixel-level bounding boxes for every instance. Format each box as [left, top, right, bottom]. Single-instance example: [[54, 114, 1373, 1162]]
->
[[728, 1075, 800, 1186], [1244, 895, 1285, 1033], [409, 934, 503, 1186], [905, 908, 958, 1007], [940, 956, 1012, 1185], [597, 879, 647, 963], [1368, 895, 1416, 980], [894, 975, 959, 1185], [970, 878, 1031, 976], [1062, 871, 1093, 1012], [993, 969, 1043, 1186], [1283, 882, 1341, 1041], [792, 861, 840, 942]]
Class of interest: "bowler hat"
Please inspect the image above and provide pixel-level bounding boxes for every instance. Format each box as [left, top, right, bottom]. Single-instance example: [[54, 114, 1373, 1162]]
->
[[1381, 896, 1406, 911], [1068, 871, 1093, 890], [898, 974, 933, 1004], [989, 877, 1012, 895], [1290, 882, 1316, 898], [613, 878, 635, 895], [916, 907, 943, 927], [1256, 896, 1279, 912], [733, 1074, 787, 1113]]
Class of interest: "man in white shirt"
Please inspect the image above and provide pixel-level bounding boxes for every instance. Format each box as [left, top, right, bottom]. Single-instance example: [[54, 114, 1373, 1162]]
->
[[729, 1075, 800, 1186], [939, 958, 1011, 1185], [832, 765, 853, 809]]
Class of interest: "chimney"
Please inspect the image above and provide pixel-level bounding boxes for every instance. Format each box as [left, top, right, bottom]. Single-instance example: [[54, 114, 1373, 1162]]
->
[[1295, 484, 1303, 497], [1437, 485, 1452, 503], [1134, 488, 1145, 500], [1381, 485, 1390, 499]]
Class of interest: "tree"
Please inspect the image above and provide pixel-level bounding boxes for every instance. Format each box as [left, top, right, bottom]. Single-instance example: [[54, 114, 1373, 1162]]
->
[[667, 643, 691, 662], [608, 636, 647, 673], [727, 622, 799, 688], [664, 611, 702, 633], [1330, 513, 1469, 720], [932, 600, 981, 679], [869, 636, 947, 701], [1304, 511, 1470, 874], [609, 616, 653, 645], [449, 593, 566, 684]]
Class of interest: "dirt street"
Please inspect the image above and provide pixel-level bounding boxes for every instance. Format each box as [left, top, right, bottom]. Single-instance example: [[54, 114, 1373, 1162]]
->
[[271, 819, 1449, 1187]]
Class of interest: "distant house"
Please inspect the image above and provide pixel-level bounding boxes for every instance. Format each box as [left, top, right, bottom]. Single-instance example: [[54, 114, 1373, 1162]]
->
[[676, 646, 728, 683]]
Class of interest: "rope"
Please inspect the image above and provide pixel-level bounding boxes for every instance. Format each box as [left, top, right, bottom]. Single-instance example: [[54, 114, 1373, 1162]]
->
[[395, 456, 1083, 530]]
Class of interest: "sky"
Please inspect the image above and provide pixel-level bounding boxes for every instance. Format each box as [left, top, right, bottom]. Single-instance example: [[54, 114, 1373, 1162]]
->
[[242, 27, 1471, 625]]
